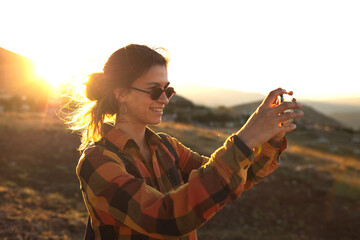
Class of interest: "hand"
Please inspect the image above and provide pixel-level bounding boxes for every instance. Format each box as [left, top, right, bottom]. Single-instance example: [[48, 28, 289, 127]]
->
[[236, 88, 303, 149], [271, 91, 296, 142]]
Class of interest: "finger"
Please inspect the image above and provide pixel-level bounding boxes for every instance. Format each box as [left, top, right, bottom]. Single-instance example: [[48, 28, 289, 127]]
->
[[264, 88, 287, 106], [278, 110, 304, 122], [283, 123, 297, 132], [275, 101, 302, 114], [277, 123, 297, 134]]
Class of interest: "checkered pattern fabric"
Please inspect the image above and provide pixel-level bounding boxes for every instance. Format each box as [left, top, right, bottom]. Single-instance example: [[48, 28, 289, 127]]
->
[[76, 124, 286, 239]]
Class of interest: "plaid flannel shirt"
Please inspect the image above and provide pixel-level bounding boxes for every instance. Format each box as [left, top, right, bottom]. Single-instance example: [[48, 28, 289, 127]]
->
[[76, 124, 286, 240]]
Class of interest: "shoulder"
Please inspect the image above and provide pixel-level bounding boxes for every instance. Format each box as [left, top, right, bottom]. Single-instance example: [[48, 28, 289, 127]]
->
[[157, 132, 171, 142], [76, 144, 126, 178], [156, 132, 182, 149], [156, 132, 194, 158]]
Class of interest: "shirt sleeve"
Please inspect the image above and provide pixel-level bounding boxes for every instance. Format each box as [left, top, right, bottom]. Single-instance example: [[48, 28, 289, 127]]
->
[[76, 135, 280, 239], [244, 137, 287, 190]]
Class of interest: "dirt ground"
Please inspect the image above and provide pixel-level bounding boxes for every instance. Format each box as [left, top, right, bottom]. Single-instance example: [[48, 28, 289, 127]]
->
[[198, 164, 360, 240], [0, 114, 359, 240]]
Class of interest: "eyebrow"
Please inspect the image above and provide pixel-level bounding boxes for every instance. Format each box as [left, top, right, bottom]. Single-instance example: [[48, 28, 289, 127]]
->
[[145, 82, 170, 88]]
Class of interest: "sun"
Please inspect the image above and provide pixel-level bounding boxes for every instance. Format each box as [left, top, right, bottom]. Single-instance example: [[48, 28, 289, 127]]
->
[[35, 61, 71, 89], [34, 59, 93, 97], [34, 55, 104, 90]]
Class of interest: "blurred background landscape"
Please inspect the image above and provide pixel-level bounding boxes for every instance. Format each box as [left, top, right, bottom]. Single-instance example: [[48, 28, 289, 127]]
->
[[1, 0, 360, 239], [1, 46, 359, 240]]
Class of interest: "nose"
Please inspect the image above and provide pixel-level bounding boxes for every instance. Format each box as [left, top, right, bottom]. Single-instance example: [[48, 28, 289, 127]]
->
[[157, 91, 170, 104]]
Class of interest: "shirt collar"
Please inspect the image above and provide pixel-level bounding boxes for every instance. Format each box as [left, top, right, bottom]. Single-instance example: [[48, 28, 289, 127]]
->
[[102, 123, 161, 151]]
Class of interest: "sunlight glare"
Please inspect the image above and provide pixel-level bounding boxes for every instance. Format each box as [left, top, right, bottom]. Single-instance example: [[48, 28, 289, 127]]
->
[[34, 56, 102, 98], [35, 60, 71, 89]]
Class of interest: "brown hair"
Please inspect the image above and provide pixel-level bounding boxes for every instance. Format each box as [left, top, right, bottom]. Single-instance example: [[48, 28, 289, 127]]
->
[[67, 44, 169, 150]]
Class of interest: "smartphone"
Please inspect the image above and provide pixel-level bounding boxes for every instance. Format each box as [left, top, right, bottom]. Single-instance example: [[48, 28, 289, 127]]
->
[[278, 94, 294, 125], [278, 94, 294, 104]]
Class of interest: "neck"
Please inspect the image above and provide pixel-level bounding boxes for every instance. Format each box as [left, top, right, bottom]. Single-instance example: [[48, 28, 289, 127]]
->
[[114, 120, 147, 147]]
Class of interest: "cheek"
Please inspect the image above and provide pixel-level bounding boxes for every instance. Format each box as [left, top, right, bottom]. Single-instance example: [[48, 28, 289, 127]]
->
[[126, 97, 149, 113]]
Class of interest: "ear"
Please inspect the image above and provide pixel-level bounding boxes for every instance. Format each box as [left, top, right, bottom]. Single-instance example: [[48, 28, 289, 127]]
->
[[114, 88, 129, 103]]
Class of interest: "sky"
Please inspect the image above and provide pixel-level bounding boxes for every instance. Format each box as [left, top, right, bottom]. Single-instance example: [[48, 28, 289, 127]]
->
[[1, 0, 360, 101]]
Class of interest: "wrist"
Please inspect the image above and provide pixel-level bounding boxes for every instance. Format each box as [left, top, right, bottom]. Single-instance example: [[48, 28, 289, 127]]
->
[[232, 135, 253, 158], [236, 132, 256, 149]]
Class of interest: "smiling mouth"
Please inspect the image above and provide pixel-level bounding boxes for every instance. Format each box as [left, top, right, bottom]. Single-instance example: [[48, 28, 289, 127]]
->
[[150, 107, 164, 113]]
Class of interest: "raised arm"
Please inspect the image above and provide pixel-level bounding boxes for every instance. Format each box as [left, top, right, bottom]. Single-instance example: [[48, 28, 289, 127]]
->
[[77, 135, 255, 239]]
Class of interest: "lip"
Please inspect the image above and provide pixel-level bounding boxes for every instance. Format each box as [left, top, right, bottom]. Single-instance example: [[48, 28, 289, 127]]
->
[[150, 107, 164, 113]]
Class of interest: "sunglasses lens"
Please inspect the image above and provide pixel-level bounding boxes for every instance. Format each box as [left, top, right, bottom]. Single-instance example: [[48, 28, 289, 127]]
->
[[150, 88, 163, 100], [150, 87, 176, 100], [165, 87, 175, 99]]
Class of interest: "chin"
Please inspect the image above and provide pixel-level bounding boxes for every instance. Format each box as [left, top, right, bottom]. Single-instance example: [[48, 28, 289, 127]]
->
[[148, 117, 162, 126]]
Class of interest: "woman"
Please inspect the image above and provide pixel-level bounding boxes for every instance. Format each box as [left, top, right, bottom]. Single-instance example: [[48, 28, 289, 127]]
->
[[71, 44, 303, 239]]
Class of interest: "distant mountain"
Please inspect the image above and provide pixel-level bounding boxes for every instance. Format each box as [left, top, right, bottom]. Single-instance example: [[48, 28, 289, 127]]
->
[[231, 101, 343, 128], [176, 84, 359, 113], [170, 94, 195, 107], [166, 94, 344, 129], [312, 97, 360, 108], [300, 100, 360, 129], [0, 47, 35, 92], [301, 100, 360, 114], [175, 84, 265, 107], [330, 112, 360, 130], [174, 85, 359, 129], [231, 101, 262, 116], [0, 47, 51, 98], [299, 105, 343, 127]]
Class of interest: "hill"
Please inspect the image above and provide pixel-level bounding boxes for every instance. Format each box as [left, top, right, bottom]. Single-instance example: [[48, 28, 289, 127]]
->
[[0, 113, 359, 239], [174, 85, 359, 129], [176, 84, 359, 112], [330, 111, 360, 130], [175, 84, 265, 107], [165, 94, 350, 132], [302, 100, 360, 114], [229, 99, 359, 130], [301, 100, 360, 129], [0, 47, 36, 94], [231, 101, 343, 128], [0, 47, 53, 111]]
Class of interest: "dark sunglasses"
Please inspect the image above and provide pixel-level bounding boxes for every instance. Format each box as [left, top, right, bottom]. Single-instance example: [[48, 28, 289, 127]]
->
[[129, 86, 176, 100]]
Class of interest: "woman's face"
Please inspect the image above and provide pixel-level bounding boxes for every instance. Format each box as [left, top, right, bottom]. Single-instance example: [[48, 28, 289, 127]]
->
[[120, 65, 170, 126]]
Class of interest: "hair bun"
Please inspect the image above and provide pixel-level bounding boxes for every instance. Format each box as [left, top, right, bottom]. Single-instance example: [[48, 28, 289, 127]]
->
[[85, 72, 105, 101]]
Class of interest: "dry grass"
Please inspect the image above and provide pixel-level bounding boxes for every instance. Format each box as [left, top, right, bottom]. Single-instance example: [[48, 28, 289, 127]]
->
[[150, 121, 228, 156], [1, 113, 360, 239], [0, 185, 86, 239], [288, 145, 360, 171], [285, 145, 360, 199], [0, 112, 65, 131]]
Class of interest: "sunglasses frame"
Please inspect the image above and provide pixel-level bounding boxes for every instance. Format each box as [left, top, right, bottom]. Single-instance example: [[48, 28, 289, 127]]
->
[[129, 86, 176, 100]]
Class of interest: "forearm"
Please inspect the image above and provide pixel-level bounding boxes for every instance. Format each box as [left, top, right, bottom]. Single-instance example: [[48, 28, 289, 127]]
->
[[244, 137, 287, 190], [79, 135, 255, 238]]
